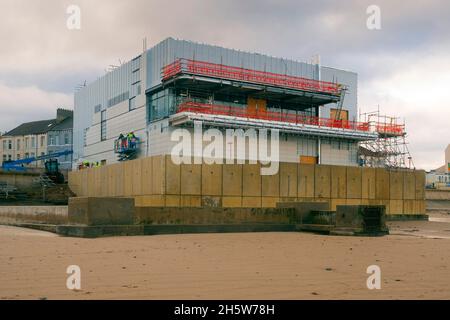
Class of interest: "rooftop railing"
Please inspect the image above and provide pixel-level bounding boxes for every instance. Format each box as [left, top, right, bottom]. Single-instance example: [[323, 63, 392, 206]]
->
[[162, 59, 342, 96]]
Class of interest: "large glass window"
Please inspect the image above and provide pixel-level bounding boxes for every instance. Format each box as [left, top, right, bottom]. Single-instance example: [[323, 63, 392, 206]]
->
[[148, 88, 176, 122]]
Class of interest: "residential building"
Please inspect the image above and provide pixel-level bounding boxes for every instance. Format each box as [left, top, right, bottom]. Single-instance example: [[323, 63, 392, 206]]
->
[[0, 109, 73, 169]]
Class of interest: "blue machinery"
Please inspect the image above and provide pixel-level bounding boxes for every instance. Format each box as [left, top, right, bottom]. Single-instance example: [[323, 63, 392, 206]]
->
[[1, 150, 73, 172]]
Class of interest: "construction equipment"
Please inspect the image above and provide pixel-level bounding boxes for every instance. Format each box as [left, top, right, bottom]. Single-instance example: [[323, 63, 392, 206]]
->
[[1, 150, 72, 183], [44, 159, 65, 184], [114, 135, 140, 161]]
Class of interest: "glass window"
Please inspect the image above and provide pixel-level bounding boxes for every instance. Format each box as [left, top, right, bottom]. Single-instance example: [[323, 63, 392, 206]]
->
[[101, 122, 106, 141], [148, 89, 176, 122], [129, 97, 136, 111], [131, 56, 141, 72], [108, 91, 129, 108], [83, 129, 87, 147], [64, 133, 70, 145], [101, 110, 107, 141], [8, 140, 12, 149], [132, 69, 140, 83], [131, 81, 141, 97], [101, 110, 106, 122], [2, 140, 6, 150], [40, 136, 45, 147], [31, 137, 36, 148], [17, 139, 20, 150]]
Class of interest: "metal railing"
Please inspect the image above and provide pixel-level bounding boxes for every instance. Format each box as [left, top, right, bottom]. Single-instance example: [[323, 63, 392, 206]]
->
[[375, 123, 405, 136], [162, 58, 342, 95], [176, 101, 371, 132]]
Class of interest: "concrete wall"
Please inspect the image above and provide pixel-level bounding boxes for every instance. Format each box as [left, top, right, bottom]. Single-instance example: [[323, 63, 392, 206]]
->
[[0, 171, 41, 188], [0, 206, 68, 225], [68, 155, 426, 215], [426, 189, 450, 200]]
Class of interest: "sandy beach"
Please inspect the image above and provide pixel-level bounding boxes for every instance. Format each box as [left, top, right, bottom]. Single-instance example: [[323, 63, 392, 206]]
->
[[1, 214, 450, 300]]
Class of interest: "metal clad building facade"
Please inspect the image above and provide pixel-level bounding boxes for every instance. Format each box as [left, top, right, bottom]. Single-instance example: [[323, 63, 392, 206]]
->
[[74, 37, 361, 168]]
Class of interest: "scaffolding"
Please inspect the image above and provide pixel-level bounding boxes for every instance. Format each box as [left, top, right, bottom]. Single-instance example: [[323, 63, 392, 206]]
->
[[358, 109, 414, 169]]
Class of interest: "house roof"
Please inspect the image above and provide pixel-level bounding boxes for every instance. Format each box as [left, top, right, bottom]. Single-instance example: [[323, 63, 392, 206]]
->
[[50, 116, 73, 131], [4, 119, 57, 136], [434, 164, 447, 173], [3, 109, 73, 137]]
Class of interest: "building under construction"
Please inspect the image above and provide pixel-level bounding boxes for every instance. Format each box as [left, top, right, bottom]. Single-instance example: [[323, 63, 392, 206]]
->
[[73, 37, 409, 168], [69, 38, 425, 222]]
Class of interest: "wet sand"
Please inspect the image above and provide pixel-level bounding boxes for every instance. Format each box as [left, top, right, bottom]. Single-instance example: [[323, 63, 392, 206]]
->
[[1, 215, 450, 300]]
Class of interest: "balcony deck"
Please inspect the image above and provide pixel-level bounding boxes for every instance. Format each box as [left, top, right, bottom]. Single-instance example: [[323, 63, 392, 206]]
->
[[169, 101, 378, 141]]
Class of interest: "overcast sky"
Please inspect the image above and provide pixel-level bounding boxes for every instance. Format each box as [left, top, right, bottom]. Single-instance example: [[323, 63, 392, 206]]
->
[[0, 0, 449, 170]]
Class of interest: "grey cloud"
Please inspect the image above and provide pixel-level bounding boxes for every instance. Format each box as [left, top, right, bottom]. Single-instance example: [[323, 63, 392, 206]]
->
[[0, 0, 449, 168]]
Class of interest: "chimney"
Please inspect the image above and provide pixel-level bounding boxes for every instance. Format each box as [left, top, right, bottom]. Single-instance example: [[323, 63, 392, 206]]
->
[[56, 108, 73, 123]]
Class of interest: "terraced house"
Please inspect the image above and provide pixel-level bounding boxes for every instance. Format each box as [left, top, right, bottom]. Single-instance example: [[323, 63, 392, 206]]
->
[[0, 109, 73, 170]]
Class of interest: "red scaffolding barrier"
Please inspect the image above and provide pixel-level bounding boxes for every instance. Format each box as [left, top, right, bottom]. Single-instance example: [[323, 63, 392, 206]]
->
[[375, 123, 405, 136], [176, 101, 370, 132], [162, 59, 342, 96]]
